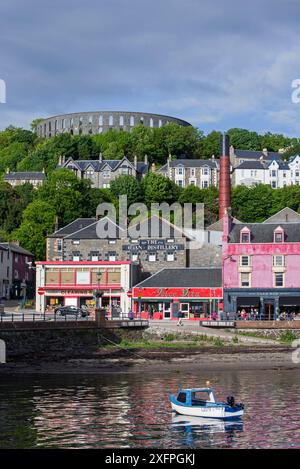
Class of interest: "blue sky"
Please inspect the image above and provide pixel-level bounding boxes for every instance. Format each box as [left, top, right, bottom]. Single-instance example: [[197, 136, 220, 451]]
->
[[1, 0, 300, 135]]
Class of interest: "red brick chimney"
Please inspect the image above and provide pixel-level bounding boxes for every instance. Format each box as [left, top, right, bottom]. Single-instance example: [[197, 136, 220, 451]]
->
[[219, 133, 231, 220]]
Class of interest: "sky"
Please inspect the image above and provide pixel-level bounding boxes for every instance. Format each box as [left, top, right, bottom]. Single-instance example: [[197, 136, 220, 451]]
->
[[1, 0, 300, 135]]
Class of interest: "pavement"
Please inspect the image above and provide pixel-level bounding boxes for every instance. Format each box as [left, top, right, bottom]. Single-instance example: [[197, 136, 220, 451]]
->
[[148, 320, 280, 345]]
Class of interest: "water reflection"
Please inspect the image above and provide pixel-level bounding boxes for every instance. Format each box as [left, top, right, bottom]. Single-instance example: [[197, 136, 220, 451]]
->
[[171, 413, 243, 448], [0, 369, 299, 448]]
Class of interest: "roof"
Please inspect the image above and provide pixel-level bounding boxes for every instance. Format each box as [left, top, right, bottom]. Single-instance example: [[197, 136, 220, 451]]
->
[[235, 161, 265, 170], [134, 267, 222, 288], [128, 214, 189, 239], [234, 149, 281, 160], [4, 172, 46, 180], [0, 242, 34, 256], [207, 217, 241, 232], [229, 222, 300, 243], [235, 158, 290, 170], [48, 218, 96, 238], [62, 157, 148, 174], [64, 217, 125, 239], [159, 159, 218, 172], [263, 207, 300, 224]]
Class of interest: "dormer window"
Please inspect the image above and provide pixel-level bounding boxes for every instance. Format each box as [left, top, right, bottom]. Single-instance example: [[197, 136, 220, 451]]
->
[[274, 226, 284, 243], [240, 227, 251, 243]]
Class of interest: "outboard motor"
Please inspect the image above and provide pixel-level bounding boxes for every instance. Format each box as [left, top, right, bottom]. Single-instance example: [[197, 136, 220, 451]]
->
[[227, 395, 235, 407]]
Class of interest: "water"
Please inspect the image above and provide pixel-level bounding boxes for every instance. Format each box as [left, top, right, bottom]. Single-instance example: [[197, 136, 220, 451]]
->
[[0, 369, 299, 448]]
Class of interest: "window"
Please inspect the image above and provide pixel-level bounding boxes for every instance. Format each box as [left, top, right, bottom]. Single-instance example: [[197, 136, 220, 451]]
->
[[73, 256, 80, 261], [149, 118, 154, 128], [240, 273, 250, 287], [273, 255, 284, 267], [272, 170, 276, 177], [119, 116, 124, 126], [99, 115, 103, 126], [240, 256, 250, 266], [76, 271, 89, 284], [148, 254, 156, 262], [103, 183, 110, 188], [130, 116, 134, 126], [108, 239, 116, 244], [91, 255, 99, 261], [296, 171, 300, 178], [122, 166, 130, 175], [274, 232, 283, 243], [167, 253, 174, 261], [283, 172, 286, 178], [109, 115, 114, 126], [72, 240, 80, 245], [132, 254, 138, 262], [271, 181, 277, 188], [177, 392, 186, 403], [177, 167, 184, 175], [190, 168, 196, 177], [202, 181, 208, 188], [15, 254, 18, 262], [275, 272, 284, 287], [57, 240, 62, 252], [202, 167, 209, 176], [241, 232, 250, 243], [158, 119, 162, 128], [103, 170, 111, 178], [108, 253, 116, 261], [177, 180, 184, 187]]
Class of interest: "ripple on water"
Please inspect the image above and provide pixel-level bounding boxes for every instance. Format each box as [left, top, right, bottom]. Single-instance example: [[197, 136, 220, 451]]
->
[[0, 369, 299, 448]]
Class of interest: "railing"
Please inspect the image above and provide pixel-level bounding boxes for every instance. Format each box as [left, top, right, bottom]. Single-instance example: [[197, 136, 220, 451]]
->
[[0, 311, 146, 324]]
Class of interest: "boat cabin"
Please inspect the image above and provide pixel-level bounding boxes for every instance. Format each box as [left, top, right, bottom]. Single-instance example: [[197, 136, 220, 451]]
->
[[176, 388, 216, 407]]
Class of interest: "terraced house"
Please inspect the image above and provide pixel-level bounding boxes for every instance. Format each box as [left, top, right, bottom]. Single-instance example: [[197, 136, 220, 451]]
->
[[158, 156, 219, 188], [59, 154, 148, 188]]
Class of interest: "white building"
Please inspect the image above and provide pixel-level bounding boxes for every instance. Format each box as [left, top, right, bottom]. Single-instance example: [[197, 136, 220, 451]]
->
[[158, 156, 219, 188], [234, 155, 300, 188], [35, 260, 133, 315]]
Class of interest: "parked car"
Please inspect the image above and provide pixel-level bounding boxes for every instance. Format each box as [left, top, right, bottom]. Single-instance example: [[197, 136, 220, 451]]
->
[[54, 306, 88, 317]]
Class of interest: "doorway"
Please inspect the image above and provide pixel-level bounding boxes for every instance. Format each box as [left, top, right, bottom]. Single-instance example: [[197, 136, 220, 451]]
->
[[264, 302, 274, 320]]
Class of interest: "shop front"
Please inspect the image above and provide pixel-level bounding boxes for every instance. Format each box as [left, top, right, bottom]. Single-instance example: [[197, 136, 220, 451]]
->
[[36, 261, 133, 316], [224, 288, 300, 320], [132, 287, 223, 320]]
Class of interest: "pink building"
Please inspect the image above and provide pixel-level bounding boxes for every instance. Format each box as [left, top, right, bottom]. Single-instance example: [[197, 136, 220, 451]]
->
[[222, 208, 300, 319]]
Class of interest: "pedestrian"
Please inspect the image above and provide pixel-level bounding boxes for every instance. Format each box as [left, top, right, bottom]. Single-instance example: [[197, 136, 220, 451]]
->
[[212, 310, 217, 321], [177, 310, 184, 326], [128, 310, 134, 320]]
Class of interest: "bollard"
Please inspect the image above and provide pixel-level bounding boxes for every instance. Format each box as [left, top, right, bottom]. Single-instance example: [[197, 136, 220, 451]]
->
[[0, 340, 6, 364]]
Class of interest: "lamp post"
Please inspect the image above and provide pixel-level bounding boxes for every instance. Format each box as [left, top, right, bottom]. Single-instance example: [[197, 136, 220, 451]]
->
[[94, 270, 104, 324]]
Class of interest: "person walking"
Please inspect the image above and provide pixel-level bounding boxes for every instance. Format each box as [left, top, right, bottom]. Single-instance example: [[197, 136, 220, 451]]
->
[[177, 310, 184, 326]]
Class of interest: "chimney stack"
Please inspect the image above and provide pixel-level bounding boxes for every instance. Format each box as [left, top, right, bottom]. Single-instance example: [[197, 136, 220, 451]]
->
[[99, 152, 103, 163], [218, 133, 231, 220], [134, 155, 138, 169]]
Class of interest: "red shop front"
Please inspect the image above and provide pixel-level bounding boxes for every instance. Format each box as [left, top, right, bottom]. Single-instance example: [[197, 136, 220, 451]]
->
[[132, 286, 223, 320]]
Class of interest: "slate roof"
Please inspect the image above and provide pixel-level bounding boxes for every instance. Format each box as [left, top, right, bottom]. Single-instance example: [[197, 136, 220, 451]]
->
[[134, 268, 222, 288], [229, 222, 300, 243], [263, 208, 300, 224], [128, 215, 189, 239], [235, 161, 265, 170], [63, 157, 148, 174], [236, 159, 290, 170], [4, 172, 46, 180], [159, 158, 218, 172], [0, 242, 34, 256], [234, 149, 281, 160], [48, 218, 96, 238], [64, 217, 125, 239]]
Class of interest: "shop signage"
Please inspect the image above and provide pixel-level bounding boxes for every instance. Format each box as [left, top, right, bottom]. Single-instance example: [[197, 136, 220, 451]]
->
[[132, 287, 223, 299], [123, 239, 184, 252]]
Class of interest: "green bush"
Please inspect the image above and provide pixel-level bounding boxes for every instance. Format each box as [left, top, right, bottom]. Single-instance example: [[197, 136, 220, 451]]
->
[[279, 330, 298, 344]]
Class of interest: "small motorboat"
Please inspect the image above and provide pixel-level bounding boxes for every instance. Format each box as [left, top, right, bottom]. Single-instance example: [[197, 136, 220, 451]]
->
[[169, 385, 244, 420]]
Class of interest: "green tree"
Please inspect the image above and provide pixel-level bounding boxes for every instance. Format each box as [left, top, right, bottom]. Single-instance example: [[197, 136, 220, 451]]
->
[[199, 130, 222, 158], [36, 168, 92, 225], [142, 172, 181, 206], [110, 175, 143, 206], [13, 200, 56, 260], [227, 128, 261, 150], [231, 184, 275, 222]]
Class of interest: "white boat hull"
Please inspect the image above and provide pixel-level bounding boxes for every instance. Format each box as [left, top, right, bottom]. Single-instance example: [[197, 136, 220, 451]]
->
[[171, 401, 244, 419]]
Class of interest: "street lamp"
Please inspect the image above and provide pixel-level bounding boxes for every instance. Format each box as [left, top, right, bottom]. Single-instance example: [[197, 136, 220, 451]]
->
[[95, 271, 102, 310]]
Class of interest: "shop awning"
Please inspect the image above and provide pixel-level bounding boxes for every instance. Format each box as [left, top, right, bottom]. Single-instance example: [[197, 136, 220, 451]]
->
[[279, 297, 300, 306], [237, 297, 260, 307]]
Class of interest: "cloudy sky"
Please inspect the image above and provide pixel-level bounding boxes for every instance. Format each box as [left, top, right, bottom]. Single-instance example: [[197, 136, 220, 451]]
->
[[1, 0, 300, 135]]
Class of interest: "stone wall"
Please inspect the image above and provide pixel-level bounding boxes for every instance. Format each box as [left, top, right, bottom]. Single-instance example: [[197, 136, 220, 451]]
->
[[0, 327, 144, 361]]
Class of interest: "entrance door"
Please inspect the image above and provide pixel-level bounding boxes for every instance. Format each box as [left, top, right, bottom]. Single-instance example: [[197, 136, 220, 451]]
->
[[264, 303, 274, 320], [180, 303, 189, 319]]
